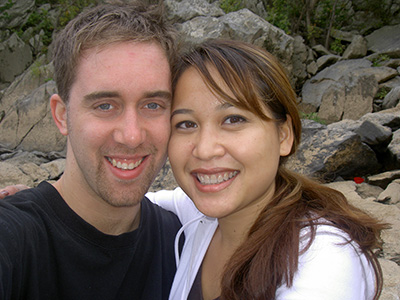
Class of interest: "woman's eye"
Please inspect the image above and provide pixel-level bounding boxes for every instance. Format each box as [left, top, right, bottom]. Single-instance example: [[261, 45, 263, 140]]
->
[[224, 115, 246, 124], [176, 121, 197, 129]]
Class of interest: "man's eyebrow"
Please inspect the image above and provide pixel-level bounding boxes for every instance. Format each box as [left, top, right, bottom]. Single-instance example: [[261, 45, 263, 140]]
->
[[83, 90, 172, 102], [83, 91, 120, 102], [144, 91, 172, 101]]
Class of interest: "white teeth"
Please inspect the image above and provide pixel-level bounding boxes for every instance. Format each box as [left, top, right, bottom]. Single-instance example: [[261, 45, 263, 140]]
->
[[197, 171, 238, 185], [108, 157, 143, 170]]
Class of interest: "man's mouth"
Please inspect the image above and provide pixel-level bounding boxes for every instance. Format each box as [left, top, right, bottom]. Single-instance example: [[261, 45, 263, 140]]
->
[[196, 171, 238, 185], [106, 157, 144, 170]]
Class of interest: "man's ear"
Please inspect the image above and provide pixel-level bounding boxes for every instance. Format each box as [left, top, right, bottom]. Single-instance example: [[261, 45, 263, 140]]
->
[[279, 115, 294, 157], [50, 94, 68, 136]]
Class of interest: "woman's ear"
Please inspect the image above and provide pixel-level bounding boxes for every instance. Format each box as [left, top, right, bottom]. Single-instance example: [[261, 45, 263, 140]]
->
[[50, 94, 68, 136], [279, 115, 294, 157]]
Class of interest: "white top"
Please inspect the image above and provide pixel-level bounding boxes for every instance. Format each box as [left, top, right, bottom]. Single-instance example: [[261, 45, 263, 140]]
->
[[147, 188, 376, 300]]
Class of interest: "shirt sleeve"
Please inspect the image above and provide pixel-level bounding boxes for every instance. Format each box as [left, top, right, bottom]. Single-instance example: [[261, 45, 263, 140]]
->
[[146, 188, 202, 224], [276, 226, 376, 300]]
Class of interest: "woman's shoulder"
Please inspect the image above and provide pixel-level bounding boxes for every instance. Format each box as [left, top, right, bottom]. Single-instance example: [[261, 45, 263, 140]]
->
[[282, 223, 376, 300], [146, 188, 204, 223]]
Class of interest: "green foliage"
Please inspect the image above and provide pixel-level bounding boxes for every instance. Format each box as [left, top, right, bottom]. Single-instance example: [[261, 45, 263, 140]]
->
[[57, 0, 98, 27], [330, 39, 345, 55], [265, 0, 291, 34], [0, 0, 14, 23], [19, 7, 54, 51], [375, 87, 391, 100], [300, 112, 326, 124], [372, 54, 391, 67], [263, 0, 392, 46], [220, 0, 244, 13]]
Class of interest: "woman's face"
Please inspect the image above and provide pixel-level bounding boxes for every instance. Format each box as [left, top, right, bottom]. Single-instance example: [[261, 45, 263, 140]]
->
[[168, 66, 293, 220]]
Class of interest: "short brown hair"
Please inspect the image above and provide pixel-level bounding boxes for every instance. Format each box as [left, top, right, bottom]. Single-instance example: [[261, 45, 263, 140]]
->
[[53, 2, 177, 102]]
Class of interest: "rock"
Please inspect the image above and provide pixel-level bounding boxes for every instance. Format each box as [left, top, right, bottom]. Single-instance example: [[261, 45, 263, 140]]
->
[[165, 0, 224, 23], [377, 180, 400, 204], [360, 112, 400, 131], [0, 161, 34, 188], [315, 54, 341, 71], [0, 0, 35, 29], [330, 28, 358, 42], [0, 81, 66, 152], [366, 24, 400, 56], [326, 180, 400, 264], [0, 33, 33, 83], [354, 120, 393, 146], [176, 8, 300, 84], [300, 58, 371, 114], [40, 158, 65, 180], [286, 120, 381, 181], [312, 44, 331, 56], [383, 86, 400, 110], [149, 160, 177, 192], [379, 259, 400, 300], [0, 57, 54, 113], [388, 129, 400, 169], [19, 162, 50, 183], [342, 35, 367, 59], [380, 76, 400, 90], [368, 170, 400, 189], [355, 182, 384, 199]]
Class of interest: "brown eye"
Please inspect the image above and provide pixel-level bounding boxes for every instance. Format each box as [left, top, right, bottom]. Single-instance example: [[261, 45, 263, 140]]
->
[[224, 115, 246, 124], [176, 121, 197, 129]]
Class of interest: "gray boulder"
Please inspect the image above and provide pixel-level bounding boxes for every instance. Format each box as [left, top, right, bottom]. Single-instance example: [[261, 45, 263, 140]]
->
[[342, 35, 368, 59], [0, 33, 33, 84], [366, 24, 400, 56], [176, 8, 307, 86], [286, 120, 380, 181], [0, 80, 66, 152]]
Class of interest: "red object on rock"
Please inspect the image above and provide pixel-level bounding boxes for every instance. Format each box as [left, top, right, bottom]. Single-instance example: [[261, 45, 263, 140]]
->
[[354, 177, 364, 184]]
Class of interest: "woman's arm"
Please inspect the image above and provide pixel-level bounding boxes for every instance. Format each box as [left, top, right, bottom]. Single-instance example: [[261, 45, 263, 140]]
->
[[276, 226, 375, 300]]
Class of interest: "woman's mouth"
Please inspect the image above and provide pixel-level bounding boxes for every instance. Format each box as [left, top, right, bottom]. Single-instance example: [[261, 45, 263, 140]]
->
[[196, 171, 238, 185]]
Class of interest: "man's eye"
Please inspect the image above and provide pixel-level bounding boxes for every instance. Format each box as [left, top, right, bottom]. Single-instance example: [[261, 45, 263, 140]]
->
[[176, 121, 197, 129], [145, 102, 160, 110], [97, 103, 113, 111], [224, 115, 246, 124]]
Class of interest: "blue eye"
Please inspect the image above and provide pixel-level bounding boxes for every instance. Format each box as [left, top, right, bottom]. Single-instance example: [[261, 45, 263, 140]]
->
[[97, 103, 113, 111], [146, 102, 160, 110]]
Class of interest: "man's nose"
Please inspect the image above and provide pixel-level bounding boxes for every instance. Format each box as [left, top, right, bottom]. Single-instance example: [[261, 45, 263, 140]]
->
[[112, 110, 146, 148]]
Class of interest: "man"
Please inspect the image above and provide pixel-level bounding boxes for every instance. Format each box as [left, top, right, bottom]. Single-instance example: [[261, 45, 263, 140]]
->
[[0, 2, 182, 299]]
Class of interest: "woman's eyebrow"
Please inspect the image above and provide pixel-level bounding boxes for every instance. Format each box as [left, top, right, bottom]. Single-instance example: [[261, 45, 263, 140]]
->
[[171, 108, 193, 119]]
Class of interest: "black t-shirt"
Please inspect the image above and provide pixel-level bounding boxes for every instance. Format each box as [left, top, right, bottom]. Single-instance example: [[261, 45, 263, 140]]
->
[[0, 181, 182, 300]]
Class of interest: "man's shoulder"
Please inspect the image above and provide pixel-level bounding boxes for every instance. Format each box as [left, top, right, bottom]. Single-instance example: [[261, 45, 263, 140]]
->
[[141, 196, 181, 227], [1, 181, 54, 208], [0, 181, 56, 230]]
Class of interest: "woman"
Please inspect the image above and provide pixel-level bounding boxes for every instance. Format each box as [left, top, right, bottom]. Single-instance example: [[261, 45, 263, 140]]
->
[[149, 39, 387, 300]]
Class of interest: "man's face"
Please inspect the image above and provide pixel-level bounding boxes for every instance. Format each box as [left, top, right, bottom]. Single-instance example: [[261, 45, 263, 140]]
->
[[63, 41, 171, 207]]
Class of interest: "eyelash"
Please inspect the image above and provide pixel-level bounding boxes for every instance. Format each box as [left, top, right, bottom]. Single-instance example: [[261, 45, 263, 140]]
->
[[175, 121, 197, 129], [224, 115, 247, 124], [174, 115, 247, 130], [96, 103, 114, 111]]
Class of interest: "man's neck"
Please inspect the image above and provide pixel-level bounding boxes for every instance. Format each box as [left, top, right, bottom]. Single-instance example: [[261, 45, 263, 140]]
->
[[53, 178, 141, 235]]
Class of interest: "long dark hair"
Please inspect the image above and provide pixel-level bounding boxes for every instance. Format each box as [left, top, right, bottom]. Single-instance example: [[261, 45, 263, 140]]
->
[[172, 39, 388, 300]]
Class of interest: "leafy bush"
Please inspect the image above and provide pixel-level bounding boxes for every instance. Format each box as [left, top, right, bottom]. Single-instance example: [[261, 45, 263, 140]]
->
[[220, 0, 244, 13]]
